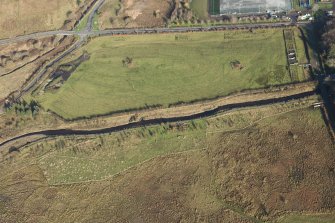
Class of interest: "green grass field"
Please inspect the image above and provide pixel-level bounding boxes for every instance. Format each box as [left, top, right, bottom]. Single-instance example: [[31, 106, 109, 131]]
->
[[39, 29, 293, 119], [190, 0, 208, 19]]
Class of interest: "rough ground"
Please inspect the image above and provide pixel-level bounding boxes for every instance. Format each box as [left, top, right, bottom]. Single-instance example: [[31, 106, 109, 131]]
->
[[0, 104, 334, 222], [99, 0, 175, 29], [0, 36, 62, 76], [0, 0, 95, 39], [0, 36, 76, 102]]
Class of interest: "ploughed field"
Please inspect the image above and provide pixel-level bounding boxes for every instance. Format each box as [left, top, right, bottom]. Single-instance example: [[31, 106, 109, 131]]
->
[[1, 100, 335, 222], [38, 29, 299, 119]]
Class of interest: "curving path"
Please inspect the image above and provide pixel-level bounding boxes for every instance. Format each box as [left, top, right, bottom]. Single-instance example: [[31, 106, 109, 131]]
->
[[86, 0, 106, 32], [0, 90, 315, 149]]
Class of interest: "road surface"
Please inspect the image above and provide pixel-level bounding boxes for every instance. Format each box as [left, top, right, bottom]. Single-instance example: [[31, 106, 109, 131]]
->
[[86, 0, 106, 32], [0, 22, 309, 46], [20, 37, 86, 95]]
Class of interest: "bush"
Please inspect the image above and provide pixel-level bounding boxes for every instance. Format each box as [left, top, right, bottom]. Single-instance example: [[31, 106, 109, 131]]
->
[[8, 146, 19, 153]]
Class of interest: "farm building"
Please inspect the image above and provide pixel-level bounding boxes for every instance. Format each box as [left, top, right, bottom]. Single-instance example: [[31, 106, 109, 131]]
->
[[218, 0, 292, 14]]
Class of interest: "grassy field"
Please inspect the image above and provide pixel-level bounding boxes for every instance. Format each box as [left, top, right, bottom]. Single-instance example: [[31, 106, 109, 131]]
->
[[0, 0, 81, 38], [1, 100, 335, 222], [190, 0, 209, 19], [38, 29, 296, 119], [278, 213, 335, 223], [293, 29, 308, 65]]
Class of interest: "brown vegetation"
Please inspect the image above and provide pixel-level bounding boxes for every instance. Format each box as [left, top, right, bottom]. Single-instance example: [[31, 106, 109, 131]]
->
[[0, 82, 316, 147], [0, 0, 95, 38], [0, 106, 334, 222], [0, 36, 76, 103], [99, 0, 175, 29], [0, 36, 61, 76]]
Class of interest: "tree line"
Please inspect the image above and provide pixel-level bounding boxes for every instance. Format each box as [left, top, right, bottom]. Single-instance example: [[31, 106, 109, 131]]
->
[[4, 99, 40, 115], [314, 9, 335, 72]]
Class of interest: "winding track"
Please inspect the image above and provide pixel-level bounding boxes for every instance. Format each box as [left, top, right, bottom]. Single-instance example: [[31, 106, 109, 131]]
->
[[0, 91, 315, 149]]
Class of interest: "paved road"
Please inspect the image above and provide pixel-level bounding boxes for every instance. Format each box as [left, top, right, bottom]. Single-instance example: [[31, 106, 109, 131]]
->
[[94, 22, 297, 35], [20, 37, 85, 95], [86, 0, 106, 32], [0, 31, 76, 46], [0, 21, 309, 46]]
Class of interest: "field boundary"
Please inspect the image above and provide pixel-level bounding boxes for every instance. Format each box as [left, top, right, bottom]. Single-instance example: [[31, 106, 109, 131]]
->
[[283, 29, 298, 82], [46, 81, 316, 121], [0, 90, 316, 150]]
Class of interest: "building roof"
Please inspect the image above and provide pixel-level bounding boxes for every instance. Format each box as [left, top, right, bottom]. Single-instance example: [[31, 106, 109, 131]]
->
[[220, 0, 292, 14]]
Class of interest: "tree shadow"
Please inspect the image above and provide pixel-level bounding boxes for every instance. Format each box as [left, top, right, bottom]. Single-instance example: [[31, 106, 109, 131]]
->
[[319, 80, 335, 141], [298, 23, 335, 136]]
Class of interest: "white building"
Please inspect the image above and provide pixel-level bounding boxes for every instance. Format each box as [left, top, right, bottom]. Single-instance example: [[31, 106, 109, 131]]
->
[[220, 0, 292, 14]]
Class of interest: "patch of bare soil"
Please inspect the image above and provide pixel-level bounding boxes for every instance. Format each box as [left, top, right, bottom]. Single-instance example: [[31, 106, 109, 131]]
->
[[0, 108, 334, 222], [99, 0, 175, 29]]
